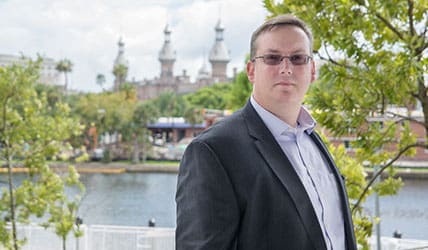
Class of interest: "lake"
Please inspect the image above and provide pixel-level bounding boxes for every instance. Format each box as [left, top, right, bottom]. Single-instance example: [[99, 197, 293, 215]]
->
[[1, 172, 427, 240]]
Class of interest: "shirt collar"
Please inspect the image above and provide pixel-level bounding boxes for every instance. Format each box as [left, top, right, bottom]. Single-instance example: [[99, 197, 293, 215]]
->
[[250, 96, 316, 137]]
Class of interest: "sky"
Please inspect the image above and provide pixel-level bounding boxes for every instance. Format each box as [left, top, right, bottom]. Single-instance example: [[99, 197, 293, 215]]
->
[[0, 0, 270, 92]]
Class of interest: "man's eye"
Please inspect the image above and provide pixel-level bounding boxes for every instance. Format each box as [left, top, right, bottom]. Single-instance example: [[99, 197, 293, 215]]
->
[[290, 55, 304, 62], [265, 55, 281, 60], [265, 55, 281, 61]]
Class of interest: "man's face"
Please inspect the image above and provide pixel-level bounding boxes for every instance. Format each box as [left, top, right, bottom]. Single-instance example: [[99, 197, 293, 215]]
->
[[247, 25, 315, 111]]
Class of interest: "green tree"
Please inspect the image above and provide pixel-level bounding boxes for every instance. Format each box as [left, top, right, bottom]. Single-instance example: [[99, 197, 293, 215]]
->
[[184, 83, 232, 110], [127, 102, 159, 163], [72, 91, 136, 136], [34, 84, 65, 110], [154, 92, 187, 117], [112, 64, 128, 92], [264, 0, 427, 248], [119, 82, 137, 101], [183, 107, 204, 137], [227, 70, 252, 111], [56, 59, 73, 93], [0, 60, 84, 250], [40, 166, 84, 250], [71, 90, 137, 162]]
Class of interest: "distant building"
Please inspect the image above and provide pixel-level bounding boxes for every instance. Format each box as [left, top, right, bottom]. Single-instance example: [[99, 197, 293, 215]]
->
[[147, 117, 205, 143], [158, 25, 176, 82], [112, 19, 236, 101], [323, 107, 428, 164], [0, 53, 60, 86], [209, 19, 230, 83]]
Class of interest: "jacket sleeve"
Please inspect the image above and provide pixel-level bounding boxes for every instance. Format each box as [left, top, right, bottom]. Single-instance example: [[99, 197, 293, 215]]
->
[[175, 140, 240, 250]]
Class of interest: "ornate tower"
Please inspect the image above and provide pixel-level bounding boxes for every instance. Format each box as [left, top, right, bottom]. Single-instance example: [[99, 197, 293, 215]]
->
[[196, 54, 210, 86], [209, 19, 230, 82], [112, 37, 129, 91], [158, 24, 176, 83]]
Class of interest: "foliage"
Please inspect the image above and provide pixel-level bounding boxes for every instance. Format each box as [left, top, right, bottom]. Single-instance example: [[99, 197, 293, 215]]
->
[[183, 107, 204, 127], [0, 59, 84, 250], [184, 83, 232, 110], [227, 70, 252, 111], [152, 91, 187, 117], [39, 166, 85, 250], [126, 102, 160, 163], [325, 140, 372, 249], [112, 64, 128, 91], [71, 91, 137, 136], [34, 84, 65, 108], [264, 0, 427, 247], [119, 82, 138, 101]]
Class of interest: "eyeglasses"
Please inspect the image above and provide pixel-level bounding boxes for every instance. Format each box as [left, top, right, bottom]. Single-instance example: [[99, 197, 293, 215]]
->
[[252, 54, 312, 66]]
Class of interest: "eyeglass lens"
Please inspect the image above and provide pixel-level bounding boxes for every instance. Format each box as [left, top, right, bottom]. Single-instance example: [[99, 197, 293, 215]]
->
[[261, 54, 310, 66]]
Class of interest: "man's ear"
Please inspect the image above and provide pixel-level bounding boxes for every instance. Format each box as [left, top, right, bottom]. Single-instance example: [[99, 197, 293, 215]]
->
[[247, 60, 255, 83]]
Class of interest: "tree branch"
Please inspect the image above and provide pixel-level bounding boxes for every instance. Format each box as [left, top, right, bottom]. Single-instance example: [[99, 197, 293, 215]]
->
[[408, 0, 415, 37], [351, 142, 425, 213], [351, 0, 405, 41], [384, 110, 425, 126], [317, 45, 353, 70]]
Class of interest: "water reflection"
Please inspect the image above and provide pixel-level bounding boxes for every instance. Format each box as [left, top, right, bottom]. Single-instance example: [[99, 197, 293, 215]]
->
[[78, 173, 177, 227], [1, 173, 427, 240], [364, 179, 428, 240], [0, 172, 178, 228]]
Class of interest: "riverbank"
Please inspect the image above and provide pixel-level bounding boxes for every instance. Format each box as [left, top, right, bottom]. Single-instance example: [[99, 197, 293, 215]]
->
[[0, 161, 180, 174], [2, 161, 428, 179]]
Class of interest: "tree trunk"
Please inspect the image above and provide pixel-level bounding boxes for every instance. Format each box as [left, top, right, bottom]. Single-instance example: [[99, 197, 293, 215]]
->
[[6, 147, 19, 250], [417, 75, 428, 140], [132, 134, 139, 164], [141, 130, 148, 163], [64, 72, 68, 93]]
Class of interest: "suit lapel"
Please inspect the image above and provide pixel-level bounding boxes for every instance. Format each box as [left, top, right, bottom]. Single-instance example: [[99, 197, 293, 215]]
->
[[241, 102, 327, 250], [310, 132, 357, 250]]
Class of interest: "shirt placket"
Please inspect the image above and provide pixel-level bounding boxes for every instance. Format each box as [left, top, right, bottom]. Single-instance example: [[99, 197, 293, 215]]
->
[[295, 131, 334, 250]]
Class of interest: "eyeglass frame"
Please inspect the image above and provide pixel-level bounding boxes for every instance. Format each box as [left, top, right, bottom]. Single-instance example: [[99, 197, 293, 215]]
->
[[251, 54, 313, 66]]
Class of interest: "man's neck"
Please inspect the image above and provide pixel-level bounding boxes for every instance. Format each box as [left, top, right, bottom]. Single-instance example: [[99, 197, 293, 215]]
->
[[272, 105, 301, 128], [252, 96, 301, 128]]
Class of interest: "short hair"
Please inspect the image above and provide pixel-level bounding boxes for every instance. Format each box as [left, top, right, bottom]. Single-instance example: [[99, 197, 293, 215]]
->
[[249, 14, 313, 60]]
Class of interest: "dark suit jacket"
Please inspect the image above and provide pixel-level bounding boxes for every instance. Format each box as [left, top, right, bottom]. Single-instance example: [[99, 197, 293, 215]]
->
[[176, 101, 357, 250]]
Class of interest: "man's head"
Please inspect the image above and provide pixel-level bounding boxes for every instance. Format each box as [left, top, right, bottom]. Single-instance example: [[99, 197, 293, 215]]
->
[[249, 14, 313, 61], [247, 14, 316, 117]]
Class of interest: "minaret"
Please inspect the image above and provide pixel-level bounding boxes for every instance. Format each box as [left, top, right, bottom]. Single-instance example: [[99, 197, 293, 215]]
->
[[208, 19, 230, 82], [112, 37, 129, 91], [197, 53, 210, 86], [158, 24, 176, 83]]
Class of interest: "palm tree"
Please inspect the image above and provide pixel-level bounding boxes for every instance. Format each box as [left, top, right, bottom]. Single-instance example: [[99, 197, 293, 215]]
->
[[96, 73, 106, 91], [56, 59, 73, 93]]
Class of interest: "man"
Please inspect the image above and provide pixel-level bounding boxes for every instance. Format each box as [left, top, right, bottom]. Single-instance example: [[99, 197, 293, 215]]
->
[[176, 14, 357, 250]]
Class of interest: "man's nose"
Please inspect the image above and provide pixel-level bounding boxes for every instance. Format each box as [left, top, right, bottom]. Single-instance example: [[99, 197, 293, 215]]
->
[[279, 58, 293, 74]]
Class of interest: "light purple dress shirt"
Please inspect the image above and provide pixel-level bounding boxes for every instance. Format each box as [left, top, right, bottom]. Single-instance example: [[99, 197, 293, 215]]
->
[[250, 96, 345, 250]]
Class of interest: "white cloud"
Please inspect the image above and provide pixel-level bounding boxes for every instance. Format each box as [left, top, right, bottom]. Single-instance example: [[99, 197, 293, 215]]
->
[[0, 0, 268, 92]]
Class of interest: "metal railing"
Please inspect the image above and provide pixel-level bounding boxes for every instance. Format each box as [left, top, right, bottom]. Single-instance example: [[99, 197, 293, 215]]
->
[[4, 224, 175, 250], [3, 224, 428, 250], [369, 236, 428, 250]]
